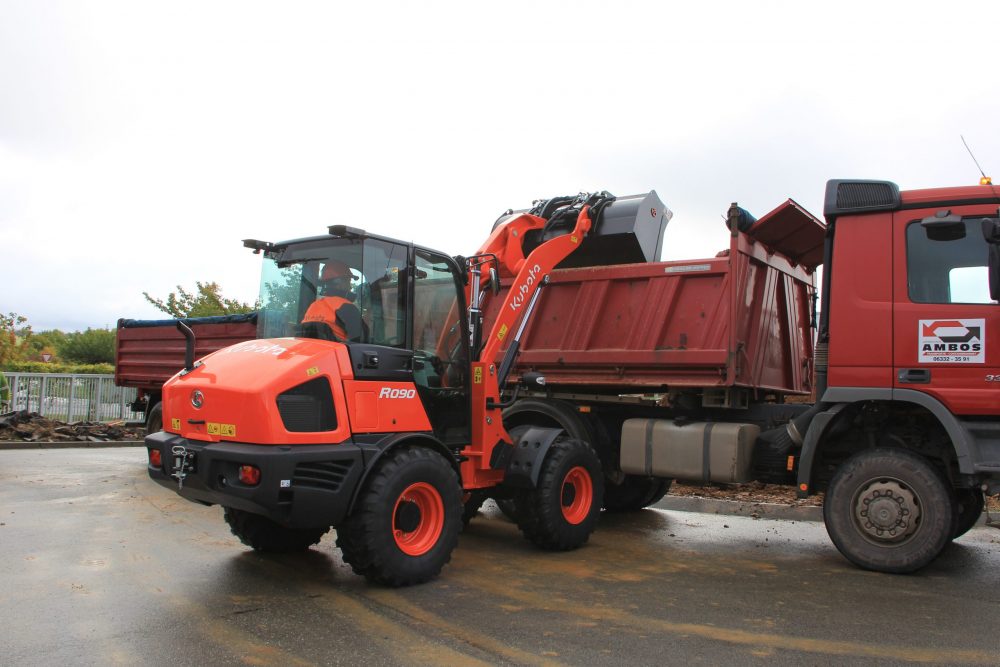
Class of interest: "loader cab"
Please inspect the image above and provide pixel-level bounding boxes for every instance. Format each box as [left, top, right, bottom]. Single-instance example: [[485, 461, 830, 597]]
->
[[252, 230, 472, 445]]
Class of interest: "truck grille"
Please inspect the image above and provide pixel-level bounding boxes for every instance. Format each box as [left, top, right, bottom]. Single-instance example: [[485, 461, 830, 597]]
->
[[293, 460, 354, 492]]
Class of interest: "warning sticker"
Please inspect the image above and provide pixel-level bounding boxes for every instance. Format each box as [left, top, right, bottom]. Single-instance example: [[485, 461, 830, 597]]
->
[[918, 319, 985, 364]]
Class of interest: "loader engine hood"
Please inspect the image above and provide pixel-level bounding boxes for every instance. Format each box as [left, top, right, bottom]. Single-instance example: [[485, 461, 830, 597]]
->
[[160, 338, 353, 445]]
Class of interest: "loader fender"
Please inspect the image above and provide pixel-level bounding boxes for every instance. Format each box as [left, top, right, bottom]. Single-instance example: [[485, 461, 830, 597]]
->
[[504, 425, 564, 489], [346, 433, 459, 515]]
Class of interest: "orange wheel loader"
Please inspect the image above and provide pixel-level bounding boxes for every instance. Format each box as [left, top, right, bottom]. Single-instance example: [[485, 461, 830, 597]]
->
[[146, 191, 665, 586]]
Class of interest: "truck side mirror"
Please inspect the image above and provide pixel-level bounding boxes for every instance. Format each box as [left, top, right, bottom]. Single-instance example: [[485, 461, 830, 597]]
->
[[490, 267, 501, 296], [981, 218, 1000, 301]]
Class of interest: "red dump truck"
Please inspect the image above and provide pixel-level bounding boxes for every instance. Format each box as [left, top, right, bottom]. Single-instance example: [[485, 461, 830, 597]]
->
[[115, 314, 257, 430], [144, 180, 1000, 584]]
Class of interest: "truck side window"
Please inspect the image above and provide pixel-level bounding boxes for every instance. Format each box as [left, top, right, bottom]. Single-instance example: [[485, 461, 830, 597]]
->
[[906, 219, 997, 304]]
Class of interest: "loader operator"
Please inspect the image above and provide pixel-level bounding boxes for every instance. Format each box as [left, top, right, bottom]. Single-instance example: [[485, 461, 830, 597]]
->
[[301, 260, 363, 342]]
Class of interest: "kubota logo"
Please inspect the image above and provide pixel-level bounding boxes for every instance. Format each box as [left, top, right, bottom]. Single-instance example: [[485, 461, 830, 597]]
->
[[918, 319, 985, 364], [379, 387, 417, 399], [509, 264, 542, 312]]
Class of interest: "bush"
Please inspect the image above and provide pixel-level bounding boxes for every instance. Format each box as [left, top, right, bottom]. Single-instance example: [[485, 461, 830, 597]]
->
[[1, 361, 114, 374], [57, 329, 115, 365]]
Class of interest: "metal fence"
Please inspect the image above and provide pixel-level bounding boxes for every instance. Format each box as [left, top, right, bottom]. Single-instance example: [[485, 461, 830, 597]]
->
[[2, 373, 143, 423]]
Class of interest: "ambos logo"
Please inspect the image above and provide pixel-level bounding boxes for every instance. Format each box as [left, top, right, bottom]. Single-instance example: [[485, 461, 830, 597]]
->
[[918, 319, 985, 364], [379, 387, 417, 399]]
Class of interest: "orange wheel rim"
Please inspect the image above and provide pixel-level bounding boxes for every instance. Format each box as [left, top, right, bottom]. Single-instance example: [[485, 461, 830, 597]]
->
[[393, 482, 445, 556], [561, 466, 593, 525]]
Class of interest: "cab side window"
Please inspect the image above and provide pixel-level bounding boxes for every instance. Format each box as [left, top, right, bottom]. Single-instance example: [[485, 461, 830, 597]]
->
[[906, 219, 996, 304]]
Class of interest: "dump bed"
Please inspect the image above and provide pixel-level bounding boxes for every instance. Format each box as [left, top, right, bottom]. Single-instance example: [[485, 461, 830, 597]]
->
[[115, 313, 258, 390], [484, 200, 822, 396]]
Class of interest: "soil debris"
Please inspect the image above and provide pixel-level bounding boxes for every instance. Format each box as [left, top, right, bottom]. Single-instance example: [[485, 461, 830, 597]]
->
[[0, 411, 143, 443]]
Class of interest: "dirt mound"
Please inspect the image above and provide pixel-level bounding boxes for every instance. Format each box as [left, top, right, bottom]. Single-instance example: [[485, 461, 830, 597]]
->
[[0, 411, 144, 443]]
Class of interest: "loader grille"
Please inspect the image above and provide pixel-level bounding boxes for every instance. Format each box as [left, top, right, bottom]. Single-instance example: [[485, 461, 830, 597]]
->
[[293, 460, 354, 492], [276, 378, 337, 432]]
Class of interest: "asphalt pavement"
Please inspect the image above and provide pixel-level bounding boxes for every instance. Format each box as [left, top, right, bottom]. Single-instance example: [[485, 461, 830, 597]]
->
[[2, 448, 999, 666]]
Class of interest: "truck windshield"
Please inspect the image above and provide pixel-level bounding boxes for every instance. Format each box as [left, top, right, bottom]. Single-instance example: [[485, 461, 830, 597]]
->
[[257, 237, 410, 347]]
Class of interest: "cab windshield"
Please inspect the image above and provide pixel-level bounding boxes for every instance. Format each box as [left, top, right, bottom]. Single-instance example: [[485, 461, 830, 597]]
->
[[257, 237, 409, 346]]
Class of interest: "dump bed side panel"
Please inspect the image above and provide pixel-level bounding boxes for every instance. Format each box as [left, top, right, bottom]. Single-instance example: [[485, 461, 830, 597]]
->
[[484, 237, 816, 395], [115, 314, 258, 389]]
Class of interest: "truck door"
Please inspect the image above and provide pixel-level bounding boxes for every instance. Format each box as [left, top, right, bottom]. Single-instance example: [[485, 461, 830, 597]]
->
[[892, 206, 1000, 415]]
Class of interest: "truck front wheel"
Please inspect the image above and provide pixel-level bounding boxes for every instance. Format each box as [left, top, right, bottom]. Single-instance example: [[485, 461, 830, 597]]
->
[[223, 508, 328, 552], [337, 446, 462, 586], [823, 448, 955, 574], [516, 438, 604, 550]]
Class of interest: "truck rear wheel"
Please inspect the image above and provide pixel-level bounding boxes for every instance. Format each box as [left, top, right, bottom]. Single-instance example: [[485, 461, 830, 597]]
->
[[516, 438, 604, 550], [336, 446, 462, 586], [823, 448, 955, 574], [952, 488, 985, 540], [223, 508, 328, 553], [603, 475, 672, 512], [146, 402, 163, 433]]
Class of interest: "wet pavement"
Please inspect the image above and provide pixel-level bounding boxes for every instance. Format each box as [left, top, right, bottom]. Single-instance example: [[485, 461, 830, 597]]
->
[[2, 448, 1000, 666]]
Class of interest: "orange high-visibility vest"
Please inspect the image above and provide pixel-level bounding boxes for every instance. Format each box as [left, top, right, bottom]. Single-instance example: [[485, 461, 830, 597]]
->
[[302, 296, 355, 341]]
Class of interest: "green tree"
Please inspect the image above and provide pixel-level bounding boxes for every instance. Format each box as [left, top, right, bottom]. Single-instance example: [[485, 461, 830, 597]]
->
[[58, 328, 116, 364], [143, 281, 255, 318], [0, 312, 30, 365], [23, 329, 67, 362]]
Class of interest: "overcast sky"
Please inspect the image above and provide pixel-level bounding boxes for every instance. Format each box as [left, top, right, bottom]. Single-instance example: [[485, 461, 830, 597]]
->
[[2, 0, 999, 332]]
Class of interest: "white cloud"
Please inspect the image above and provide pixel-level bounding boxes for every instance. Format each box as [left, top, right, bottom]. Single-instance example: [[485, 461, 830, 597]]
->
[[1, 0, 999, 330]]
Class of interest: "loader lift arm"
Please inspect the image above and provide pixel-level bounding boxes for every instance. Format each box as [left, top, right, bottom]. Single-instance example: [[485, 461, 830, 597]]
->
[[459, 193, 607, 489]]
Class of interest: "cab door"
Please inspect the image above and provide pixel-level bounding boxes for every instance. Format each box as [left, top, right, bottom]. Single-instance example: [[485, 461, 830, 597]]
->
[[410, 248, 471, 445], [892, 206, 1000, 415]]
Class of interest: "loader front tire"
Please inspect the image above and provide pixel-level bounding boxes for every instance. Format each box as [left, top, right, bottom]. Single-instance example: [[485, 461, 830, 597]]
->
[[337, 446, 462, 586], [516, 438, 603, 550]]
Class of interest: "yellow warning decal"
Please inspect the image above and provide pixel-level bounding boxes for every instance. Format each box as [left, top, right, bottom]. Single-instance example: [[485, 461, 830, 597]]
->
[[307, 366, 319, 376], [474, 367, 483, 384], [571, 234, 579, 244], [207, 423, 237, 437], [497, 324, 508, 341], [171, 418, 181, 431]]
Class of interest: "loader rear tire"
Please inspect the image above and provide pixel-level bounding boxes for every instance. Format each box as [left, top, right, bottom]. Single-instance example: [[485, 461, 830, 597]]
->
[[223, 508, 328, 553], [823, 448, 955, 574], [516, 438, 603, 551], [337, 446, 462, 586], [603, 475, 672, 512]]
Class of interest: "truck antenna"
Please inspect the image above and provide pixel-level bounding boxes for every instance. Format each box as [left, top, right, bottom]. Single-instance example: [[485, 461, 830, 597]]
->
[[961, 134, 993, 186]]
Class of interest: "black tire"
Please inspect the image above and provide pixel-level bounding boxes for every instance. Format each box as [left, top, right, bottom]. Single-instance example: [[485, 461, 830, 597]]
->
[[823, 448, 955, 574], [603, 475, 672, 512], [336, 446, 462, 586], [516, 438, 604, 551], [146, 402, 163, 433], [952, 488, 985, 539], [223, 507, 328, 553], [494, 497, 520, 521], [461, 490, 488, 527]]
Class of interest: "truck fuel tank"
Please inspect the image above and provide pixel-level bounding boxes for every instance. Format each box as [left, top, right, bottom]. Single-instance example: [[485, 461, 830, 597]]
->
[[620, 418, 759, 484]]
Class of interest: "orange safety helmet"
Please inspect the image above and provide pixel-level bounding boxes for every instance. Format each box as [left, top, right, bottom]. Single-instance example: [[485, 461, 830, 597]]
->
[[320, 260, 352, 281]]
